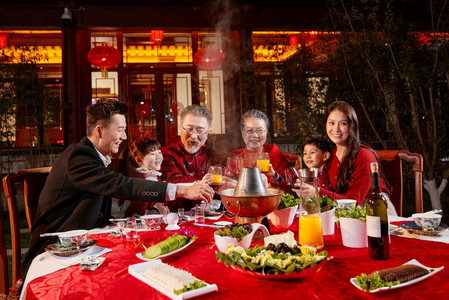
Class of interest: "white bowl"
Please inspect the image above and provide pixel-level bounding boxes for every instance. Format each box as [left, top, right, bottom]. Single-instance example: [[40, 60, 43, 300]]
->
[[58, 229, 88, 247], [413, 213, 442, 230], [336, 199, 357, 209], [214, 223, 270, 253], [140, 214, 163, 230]]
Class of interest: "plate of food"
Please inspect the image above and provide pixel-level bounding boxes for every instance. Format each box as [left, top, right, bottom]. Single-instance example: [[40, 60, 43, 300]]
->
[[216, 231, 329, 280], [128, 260, 218, 300], [136, 233, 196, 261], [44, 239, 97, 257], [350, 259, 444, 293], [400, 222, 448, 236]]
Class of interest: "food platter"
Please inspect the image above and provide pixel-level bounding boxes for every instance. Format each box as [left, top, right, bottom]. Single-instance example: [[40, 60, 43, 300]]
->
[[136, 238, 196, 261], [44, 239, 97, 257], [229, 258, 330, 280], [350, 259, 444, 293], [400, 222, 448, 236], [128, 260, 218, 300]]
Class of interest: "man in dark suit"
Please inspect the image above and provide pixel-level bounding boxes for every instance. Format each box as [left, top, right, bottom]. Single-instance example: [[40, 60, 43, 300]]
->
[[21, 98, 214, 279]]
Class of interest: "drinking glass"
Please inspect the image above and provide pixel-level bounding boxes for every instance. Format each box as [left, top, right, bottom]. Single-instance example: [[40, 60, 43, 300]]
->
[[284, 167, 299, 189], [194, 205, 205, 224], [297, 168, 323, 248], [124, 217, 139, 243], [208, 165, 223, 189], [177, 208, 185, 222], [225, 156, 242, 180], [117, 221, 126, 241], [256, 152, 270, 173]]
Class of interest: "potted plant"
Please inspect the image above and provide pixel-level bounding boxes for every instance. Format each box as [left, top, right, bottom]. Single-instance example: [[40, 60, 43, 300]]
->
[[319, 196, 337, 235], [268, 193, 300, 228], [334, 206, 368, 248]]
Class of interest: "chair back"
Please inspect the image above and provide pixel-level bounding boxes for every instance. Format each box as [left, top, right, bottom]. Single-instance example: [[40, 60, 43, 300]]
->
[[281, 152, 302, 170], [1, 215, 9, 295], [375, 150, 423, 216], [2, 166, 51, 294]]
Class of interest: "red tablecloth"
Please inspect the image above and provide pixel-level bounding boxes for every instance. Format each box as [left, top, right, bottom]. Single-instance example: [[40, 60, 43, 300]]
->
[[26, 219, 449, 300]]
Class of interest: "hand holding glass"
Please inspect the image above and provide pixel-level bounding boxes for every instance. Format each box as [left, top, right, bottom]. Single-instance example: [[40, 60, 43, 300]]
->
[[256, 152, 270, 173], [208, 165, 223, 189]]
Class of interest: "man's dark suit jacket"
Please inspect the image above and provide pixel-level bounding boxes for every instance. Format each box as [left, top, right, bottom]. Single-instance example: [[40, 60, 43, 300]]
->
[[22, 137, 168, 277]]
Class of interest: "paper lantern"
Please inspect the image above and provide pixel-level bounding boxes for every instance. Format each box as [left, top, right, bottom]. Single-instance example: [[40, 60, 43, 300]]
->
[[194, 47, 225, 77], [289, 35, 298, 47], [87, 44, 121, 78], [0, 35, 7, 48], [150, 30, 164, 44]]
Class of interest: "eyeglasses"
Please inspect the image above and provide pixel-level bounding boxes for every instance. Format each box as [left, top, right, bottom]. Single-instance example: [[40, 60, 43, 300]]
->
[[242, 128, 267, 136], [181, 125, 208, 135]]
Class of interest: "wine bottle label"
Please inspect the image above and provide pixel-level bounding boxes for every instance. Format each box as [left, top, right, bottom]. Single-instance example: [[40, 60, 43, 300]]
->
[[366, 215, 381, 238]]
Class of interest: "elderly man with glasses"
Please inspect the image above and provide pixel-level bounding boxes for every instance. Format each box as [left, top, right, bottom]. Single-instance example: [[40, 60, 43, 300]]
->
[[160, 105, 223, 210]]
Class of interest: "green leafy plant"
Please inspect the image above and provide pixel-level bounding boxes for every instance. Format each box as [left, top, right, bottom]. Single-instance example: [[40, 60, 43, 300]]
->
[[278, 193, 300, 210], [334, 206, 366, 222], [319, 196, 336, 212]]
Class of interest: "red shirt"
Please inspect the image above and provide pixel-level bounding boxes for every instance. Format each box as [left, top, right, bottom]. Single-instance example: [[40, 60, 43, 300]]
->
[[228, 143, 291, 192], [320, 146, 389, 204], [160, 141, 218, 210], [160, 141, 218, 183]]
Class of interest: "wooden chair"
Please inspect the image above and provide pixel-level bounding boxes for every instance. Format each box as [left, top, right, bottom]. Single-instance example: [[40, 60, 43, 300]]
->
[[375, 150, 424, 217], [2, 167, 51, 295]]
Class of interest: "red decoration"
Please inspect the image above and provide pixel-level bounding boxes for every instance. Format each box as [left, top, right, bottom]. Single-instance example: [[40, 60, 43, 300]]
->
[[87, 44, 121, 77], [0, 35, 7, 48], [150, 30, 164, 44], [289, 35, 298, 47], [194, 48, 225, 77]]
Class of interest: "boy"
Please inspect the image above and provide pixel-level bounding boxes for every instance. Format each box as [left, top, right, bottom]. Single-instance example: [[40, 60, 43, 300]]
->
[[302, 134, 332, 190]]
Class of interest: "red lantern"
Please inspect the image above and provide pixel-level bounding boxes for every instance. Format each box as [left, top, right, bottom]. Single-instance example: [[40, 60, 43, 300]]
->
[[289, 35, 298, 47], [87, 44, 121, 78], [150, 30, 164, 44], [194, 48, 225, 77], [0, 35, 7, 48]]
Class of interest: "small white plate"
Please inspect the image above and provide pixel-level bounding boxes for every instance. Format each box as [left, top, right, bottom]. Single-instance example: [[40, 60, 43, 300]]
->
[[350, 259, 444, 293], [128, 260, 218, 299], [136, 238, 196, 261]]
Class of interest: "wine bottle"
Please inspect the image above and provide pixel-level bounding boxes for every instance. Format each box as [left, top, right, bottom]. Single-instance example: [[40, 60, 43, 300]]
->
[[365, 162, 389, 260]]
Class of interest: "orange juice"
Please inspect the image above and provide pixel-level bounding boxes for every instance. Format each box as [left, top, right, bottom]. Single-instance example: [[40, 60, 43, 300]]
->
[[298, 215, 324, 248], [257, 159, 270, 172], [211, 174, 222, 186]]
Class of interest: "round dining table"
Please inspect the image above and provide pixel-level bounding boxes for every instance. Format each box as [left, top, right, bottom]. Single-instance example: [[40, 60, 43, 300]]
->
[[25, 216, 449, 300]]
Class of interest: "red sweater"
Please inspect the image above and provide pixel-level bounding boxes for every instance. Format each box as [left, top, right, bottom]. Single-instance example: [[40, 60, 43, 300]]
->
[[227, 143, 291, 192], [320, 146, 389, 204], [160, 141, 218, 211], [160, 141, 218, 183]]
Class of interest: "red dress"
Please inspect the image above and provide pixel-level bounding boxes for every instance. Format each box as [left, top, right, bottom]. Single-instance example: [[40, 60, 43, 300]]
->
[[319, 146, 389, 204], [160, 141, 218, 210], [227, 144, 291, 192]]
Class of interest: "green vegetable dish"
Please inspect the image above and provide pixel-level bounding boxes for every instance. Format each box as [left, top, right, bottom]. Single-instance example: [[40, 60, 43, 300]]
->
[[173, 280, 207, 295], [215, 223, 252, 242], [216, 244, 328, 275], [334, 205, 366, 222], [319, 195, 336, 212], [278, 193, 300, 210], [355, 273, 400, 291]]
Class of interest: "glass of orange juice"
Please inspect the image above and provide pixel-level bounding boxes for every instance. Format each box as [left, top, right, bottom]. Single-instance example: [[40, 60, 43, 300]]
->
[[208, 165, 223, 190], [256, 152, 270, 173], [297, 168, 323, 248]]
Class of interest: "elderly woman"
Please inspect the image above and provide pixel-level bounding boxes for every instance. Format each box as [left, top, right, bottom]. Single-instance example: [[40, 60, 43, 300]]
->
[[227, 109, 290, 191]]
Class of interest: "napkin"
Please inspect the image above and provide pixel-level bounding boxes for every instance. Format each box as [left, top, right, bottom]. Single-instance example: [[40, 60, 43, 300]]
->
[[20, 245, 112, 300]]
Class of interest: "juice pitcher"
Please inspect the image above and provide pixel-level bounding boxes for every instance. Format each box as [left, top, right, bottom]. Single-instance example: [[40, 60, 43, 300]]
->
[[298, 168, 323, 248]]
